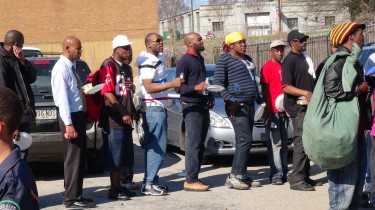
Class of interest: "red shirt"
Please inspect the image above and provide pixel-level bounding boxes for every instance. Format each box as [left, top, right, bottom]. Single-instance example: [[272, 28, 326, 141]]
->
[[260, 59, 284, 113]]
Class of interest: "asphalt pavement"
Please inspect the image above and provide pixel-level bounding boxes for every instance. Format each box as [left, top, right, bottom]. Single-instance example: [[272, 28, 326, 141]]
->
[[31, 131, 371, 210]]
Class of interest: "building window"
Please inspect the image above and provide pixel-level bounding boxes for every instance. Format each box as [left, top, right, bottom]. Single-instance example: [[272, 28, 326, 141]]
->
[[212, 22, 223, 32], [245, 13, 271, 36], [325, 16, 335, 26], [287, 18, 298, 29]]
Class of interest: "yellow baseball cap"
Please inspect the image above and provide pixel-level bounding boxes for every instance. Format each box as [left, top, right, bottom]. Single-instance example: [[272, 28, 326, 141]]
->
[[224, 32, 245, 45]]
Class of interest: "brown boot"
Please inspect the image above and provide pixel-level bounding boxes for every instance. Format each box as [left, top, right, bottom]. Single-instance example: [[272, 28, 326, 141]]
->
[[183, 180, 210, 192]]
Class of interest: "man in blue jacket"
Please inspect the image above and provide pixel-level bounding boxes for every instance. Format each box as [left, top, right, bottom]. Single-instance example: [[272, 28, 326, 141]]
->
[[0, 87, 39, 210]]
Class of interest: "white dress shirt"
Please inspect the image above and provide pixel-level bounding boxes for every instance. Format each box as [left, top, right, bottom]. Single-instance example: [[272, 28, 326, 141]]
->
[[51, 55, 84, 125]]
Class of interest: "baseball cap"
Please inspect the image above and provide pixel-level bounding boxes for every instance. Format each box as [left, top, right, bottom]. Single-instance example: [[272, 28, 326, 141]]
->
[[287, 30, 309, 42], [270, 40, 286, 49], [112, 35, 134, 49]]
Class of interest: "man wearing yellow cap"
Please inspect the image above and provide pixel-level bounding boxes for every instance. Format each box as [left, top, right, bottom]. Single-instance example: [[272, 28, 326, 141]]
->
[[322, 22, 370, 209], [213, 32, 262, 190]]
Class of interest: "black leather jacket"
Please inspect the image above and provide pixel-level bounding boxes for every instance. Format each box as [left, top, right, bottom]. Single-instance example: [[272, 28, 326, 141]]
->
[[324, 45, 363, 101]]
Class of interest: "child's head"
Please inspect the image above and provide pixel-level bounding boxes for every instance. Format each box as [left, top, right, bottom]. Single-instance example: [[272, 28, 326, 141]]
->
[[0, 87, 23, 137]]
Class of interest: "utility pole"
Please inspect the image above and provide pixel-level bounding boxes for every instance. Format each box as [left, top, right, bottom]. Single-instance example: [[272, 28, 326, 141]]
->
[[191, 0, 194, 32], [278, 0, 281, 32]]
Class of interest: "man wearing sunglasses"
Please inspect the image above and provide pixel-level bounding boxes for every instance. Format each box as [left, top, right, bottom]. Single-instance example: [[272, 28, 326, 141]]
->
[[137, 33, 184, 196], [282, 30, 321, 191]]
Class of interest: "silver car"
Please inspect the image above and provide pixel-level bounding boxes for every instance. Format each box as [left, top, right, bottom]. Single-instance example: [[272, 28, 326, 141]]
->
[[134, 64, 293, 156]]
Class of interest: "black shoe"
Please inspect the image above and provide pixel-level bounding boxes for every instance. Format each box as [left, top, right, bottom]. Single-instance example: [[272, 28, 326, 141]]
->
[[271, 176, 283, 185], [108, 188, 130, 201], [65, 200, 96, 208], [121, 187, 137, 197], [305, 178, 323, 186], [290, 181, 315, 191]]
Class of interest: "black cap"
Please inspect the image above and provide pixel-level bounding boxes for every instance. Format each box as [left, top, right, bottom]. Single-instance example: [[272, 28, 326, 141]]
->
[[287, 30, 310, 42]]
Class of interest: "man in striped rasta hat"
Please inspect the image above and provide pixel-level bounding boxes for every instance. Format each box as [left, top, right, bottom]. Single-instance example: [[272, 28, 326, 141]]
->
[[323, 21, 371, 209]]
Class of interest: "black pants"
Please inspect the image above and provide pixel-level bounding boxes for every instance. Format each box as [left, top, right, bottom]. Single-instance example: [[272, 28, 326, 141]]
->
[[289, 111, 311, 184], [58, 111, 87, 205], [182, 102, 210, 183]]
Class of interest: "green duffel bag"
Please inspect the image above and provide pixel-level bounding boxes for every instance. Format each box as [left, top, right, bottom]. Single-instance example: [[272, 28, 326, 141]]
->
[[302, 45, 360, 170]]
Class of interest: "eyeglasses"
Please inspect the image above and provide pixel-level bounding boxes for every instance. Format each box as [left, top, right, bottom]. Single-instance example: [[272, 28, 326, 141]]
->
[[293, 38, 307, 43], [150, 38, 163, 43]]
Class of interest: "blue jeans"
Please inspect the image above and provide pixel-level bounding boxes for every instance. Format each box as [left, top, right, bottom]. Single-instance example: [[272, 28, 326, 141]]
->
[[327, 133, 366, 210], [226, 103, 254, 178], [182, 103, 210, 183], [141, 106, 167, 185], [266, 112, 289, 179], [103, 128, 134, 171], [365, 131, 372, 185]]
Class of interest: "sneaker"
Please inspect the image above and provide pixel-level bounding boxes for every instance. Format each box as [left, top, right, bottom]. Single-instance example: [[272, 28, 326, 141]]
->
[[305, 178, 323, 186], [290, 181, 315, 191], [271, 176, 283, 185], [108, 188, 130, 201], [140, 184, 167, 196], [242, 177, 262, 188], [120, 181, 140, 190], [183, 181, 209, 192], [225, 176, 249, 190], [155, 184, 169, 193], [120, 187, 137, 197]]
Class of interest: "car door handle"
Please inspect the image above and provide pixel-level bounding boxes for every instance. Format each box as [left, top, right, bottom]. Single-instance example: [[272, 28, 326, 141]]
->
[[39, 89, 49, 93], [42, 94, 53, 99]]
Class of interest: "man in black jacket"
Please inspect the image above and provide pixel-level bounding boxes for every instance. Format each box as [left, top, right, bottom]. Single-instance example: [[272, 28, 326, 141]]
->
[[324, 22, 369, 210], [0, 30, 37, 160]]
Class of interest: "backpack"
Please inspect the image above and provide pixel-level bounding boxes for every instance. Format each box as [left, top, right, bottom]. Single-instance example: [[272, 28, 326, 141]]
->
[[85, 58, 116, 122]]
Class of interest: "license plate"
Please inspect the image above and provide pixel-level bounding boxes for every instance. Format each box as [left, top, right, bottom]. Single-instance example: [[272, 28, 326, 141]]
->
[[36, 108, 57, 120]]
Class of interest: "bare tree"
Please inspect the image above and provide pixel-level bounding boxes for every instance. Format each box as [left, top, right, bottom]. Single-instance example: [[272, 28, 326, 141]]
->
[[305, 0, 375, 22], [158, 0, 189, 66]]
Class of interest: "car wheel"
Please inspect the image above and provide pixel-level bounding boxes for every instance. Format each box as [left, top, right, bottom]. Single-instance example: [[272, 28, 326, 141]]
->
[[86, 147, 105, 174]]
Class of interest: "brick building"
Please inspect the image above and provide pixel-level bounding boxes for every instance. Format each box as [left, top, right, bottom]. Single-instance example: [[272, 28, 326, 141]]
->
[[0, 0, 158, 72]]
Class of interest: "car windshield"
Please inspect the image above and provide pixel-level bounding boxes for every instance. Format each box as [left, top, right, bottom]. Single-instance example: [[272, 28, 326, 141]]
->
[[30, 60, 57, 87], [30, 59, 91, 87]]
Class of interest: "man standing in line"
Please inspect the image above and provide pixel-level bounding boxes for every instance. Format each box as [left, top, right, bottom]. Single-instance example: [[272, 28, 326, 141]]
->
[[260, 40, 289, 185], [137, 33, 184, 195], [51, 36, 96, 208], [282, 30, 322, 191], [324, 22, 369, 209], [99, 35, 137, 200], [176, 32, 214, 192], [0, 30, 37, 160], [213, 32, 261, 190]]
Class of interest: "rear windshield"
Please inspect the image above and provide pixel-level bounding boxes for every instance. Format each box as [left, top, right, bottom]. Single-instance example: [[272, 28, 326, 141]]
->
[[30, 59, 91, 87]]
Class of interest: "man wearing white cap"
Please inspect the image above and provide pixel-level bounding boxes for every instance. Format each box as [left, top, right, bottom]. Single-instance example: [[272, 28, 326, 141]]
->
[[260, 40, 289, 185], [99, 35, 137, 200]]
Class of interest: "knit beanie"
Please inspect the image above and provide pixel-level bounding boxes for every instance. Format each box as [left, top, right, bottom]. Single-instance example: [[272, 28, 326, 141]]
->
[[329, 22, 365, 47]]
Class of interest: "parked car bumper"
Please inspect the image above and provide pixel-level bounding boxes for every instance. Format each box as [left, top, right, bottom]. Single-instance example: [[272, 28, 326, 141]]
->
[[27, 123, 103, 162]]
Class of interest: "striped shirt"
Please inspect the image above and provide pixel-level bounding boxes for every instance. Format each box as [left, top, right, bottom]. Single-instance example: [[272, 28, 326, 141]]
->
[[136, 51, 167, 106], [213, 53, 258, 103]]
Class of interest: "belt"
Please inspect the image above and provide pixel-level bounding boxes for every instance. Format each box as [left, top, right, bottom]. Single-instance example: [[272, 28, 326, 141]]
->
[[142, 101, 162, 107]]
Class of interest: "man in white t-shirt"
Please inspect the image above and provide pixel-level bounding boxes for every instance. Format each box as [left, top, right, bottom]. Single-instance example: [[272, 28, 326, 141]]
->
[[136, 33, 184, 196]]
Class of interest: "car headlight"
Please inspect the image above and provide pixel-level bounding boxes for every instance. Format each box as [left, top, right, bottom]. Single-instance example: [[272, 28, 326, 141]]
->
[[209, 110, 231, 128]]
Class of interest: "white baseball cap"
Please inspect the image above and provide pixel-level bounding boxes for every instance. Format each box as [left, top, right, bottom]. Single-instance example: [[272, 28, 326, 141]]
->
[[270, 40, 286, 49], [112, 35, 134, 49]]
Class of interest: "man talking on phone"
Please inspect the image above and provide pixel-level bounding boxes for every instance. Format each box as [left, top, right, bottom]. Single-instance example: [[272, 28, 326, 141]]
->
[[0, 30, 37, 160]]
